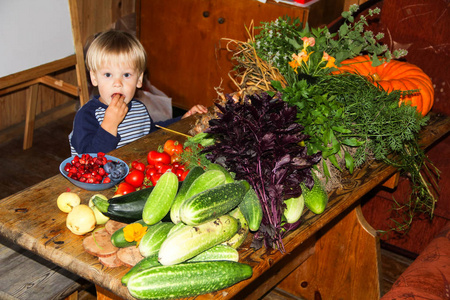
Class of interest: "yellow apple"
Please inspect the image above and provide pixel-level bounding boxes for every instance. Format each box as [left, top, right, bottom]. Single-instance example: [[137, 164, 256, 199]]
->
[[57, 192, 81, 213], [66, 204, 96, 235]]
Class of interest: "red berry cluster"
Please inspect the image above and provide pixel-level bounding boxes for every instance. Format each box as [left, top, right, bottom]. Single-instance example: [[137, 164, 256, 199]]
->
[[64, 153, 111, 184]]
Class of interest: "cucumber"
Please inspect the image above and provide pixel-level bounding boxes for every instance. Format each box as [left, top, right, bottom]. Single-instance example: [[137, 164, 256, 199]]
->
[[301, 172, 328, 214], [223, 207, 249, 249], [142, 172, 179, 225], [158, 215, 239, 266], [283, 194, 305, 223], [184, 169, 226, 200], [180, 181, 247, 226], [187, 244, 239, 263], [138, 222, 174, 258], [121, 255, 160, 286], [92, 183, 180, 223], [127, 261, 252, 300], [239, 187, 263, 231], [111, 219, 148, 248], [122, 245, 239, 286], [206, 163, 235, 183], [170, 166, 205, 224]]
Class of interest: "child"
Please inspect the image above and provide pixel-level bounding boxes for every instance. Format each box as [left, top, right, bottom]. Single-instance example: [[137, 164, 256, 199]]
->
[[69, 30, 207, 156]]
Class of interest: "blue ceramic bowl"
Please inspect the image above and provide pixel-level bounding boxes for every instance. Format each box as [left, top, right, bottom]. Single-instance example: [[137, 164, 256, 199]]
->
[[59, 153, 129, 191]]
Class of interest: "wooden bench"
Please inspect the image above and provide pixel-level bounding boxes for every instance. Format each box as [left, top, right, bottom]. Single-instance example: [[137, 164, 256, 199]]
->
[[0, 237, 91, 300]]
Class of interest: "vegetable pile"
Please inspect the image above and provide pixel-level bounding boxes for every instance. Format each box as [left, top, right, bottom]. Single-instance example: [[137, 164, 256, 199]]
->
[[84, 164, 261, 299]]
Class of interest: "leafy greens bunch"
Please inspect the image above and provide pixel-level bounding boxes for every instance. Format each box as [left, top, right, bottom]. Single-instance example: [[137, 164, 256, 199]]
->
[[202, 92, 321, 251]]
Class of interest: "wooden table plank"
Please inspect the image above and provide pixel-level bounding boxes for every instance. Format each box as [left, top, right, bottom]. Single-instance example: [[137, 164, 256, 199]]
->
[[0, 113, 448, 300]]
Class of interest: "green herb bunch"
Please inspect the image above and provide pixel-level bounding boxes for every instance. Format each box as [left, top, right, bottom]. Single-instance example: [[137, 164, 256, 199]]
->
[[254, 4, 407, 78]]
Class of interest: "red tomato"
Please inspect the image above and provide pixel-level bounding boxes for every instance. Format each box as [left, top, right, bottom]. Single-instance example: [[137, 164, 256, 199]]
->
[[174, 168, 184, 179], [131, 161, 146, 172], [180, 170, 190, 181], [114, 182, 136, 196], [150, 173, 162, 186], [125, 169, 145, 188], [159, 164, 173, 174], [163, 140, 183, 156], [147, 150, 171, 165], [145, 167, 158, 179]]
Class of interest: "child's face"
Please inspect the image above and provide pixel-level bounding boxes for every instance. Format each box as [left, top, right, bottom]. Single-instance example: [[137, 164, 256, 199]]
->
[[90, 62, 144, 105]]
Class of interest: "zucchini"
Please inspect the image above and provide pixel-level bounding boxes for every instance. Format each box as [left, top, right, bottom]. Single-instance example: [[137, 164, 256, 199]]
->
[[223, 207, 249, 249], [142, 172, 179, 225], [138, 222, 174, 258], [170, 166, 205, 224], [187, 244, 239, 263], [158, 215, 239, 265], [283, 194, 305, 223], [206, 163, 235, 183], [92, 188, 154, 223], [239, 187, 263, 231], [111, 219, 148, 248], [180, 181, 247, 226], [127, 261, 252, 300], [122, 245, 239, 286], [121, 255, 160, 286], [184, 169, 226, 200], [301, 172, 328, 214]]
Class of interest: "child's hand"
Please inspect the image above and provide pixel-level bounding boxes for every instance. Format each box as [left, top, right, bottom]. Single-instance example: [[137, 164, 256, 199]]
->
[[181, 104, 208, 119], [101, 94, 128, 136]]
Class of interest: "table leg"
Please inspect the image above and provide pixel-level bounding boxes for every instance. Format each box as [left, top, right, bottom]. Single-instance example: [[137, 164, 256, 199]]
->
[[96, 284, 125, 300], [277, 205, 381, 299]]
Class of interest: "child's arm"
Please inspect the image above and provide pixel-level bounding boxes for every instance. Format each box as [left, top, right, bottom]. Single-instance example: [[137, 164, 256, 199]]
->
[[101, 95, 128, 136], [181, 104, 208, 119]]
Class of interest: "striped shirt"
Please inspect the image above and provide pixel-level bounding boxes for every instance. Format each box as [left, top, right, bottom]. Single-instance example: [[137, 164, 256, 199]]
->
[[69, 96, 153, 156]]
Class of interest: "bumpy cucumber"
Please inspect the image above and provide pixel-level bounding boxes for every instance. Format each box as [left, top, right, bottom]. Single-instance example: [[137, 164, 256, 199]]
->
[[110, 219, 148, 248], [206, 163, 235, 183], [142, 172, 179, 225], [127, 261, 252, 300], [184, 170, 226, 200], [239, 187, 263, 231], [122, 245, 239, 286], [170, 166, 205, 224], [180, 181, 247, 226], [283, 194, 305, 223], [223, 207, 249, 249], [187, 244, 239, 263], [138, 222, 174, 258], [301, 172, 328, 214], [158, 215, 239, 265], [121, 255, 160, 286]]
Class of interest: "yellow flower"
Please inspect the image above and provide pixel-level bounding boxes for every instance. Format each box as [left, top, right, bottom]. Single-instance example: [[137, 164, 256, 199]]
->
[[322, 52, 337, 69], [123, 223, 147, 245], [301, 37, 315, 48], [289, 50, 313, 73]]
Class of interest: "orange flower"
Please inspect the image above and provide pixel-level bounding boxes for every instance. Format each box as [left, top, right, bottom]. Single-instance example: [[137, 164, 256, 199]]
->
[[322, 52, 337, 69], [289, 50, 313, 73], [301, 37, 315, 48], [123, 223, 147, 245]]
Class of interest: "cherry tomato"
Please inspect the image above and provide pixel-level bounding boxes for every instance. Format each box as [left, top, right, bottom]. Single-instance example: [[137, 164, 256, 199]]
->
[[150, 173, 162, 186], [114, 182, 136, 196], [170, 153, 182, 164], [159, 164, 173, 174], [145, 167, 158, 179], [163, 140, 183, 156], [147, 150, 171, 165], [125, 169, 145, 188], [174, 168, 184, 179], [180, 170, 190, 181], [131, 161, 146, 172]]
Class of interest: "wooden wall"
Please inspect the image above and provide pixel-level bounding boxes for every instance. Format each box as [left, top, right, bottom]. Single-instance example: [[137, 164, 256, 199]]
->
[[0, 0, 136, 143]]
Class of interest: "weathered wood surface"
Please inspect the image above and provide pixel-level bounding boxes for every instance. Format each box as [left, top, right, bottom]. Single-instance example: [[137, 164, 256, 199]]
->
[[0, 113, 448, 300]]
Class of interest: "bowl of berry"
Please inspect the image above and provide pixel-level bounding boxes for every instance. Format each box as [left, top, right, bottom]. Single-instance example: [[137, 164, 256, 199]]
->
[[59, 152, 129, 191]]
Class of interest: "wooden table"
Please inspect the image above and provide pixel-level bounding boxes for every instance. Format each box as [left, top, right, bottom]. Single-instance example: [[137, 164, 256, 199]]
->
[[0, 113, 448, 300]]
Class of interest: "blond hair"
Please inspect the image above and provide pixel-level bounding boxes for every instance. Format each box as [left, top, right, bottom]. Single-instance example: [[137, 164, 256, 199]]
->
[[85, 30, 147, 73]]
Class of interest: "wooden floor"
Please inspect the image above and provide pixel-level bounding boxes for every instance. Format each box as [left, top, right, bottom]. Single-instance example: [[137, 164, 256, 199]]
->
[[0, 112, 413, 299]]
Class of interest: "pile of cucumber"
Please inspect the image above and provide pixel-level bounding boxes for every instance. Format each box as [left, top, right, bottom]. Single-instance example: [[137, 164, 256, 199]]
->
[[93, 164, 262, 300]]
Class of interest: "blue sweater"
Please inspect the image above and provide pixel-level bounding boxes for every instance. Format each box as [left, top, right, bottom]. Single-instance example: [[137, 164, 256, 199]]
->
[[69, 96, 180, 156]]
